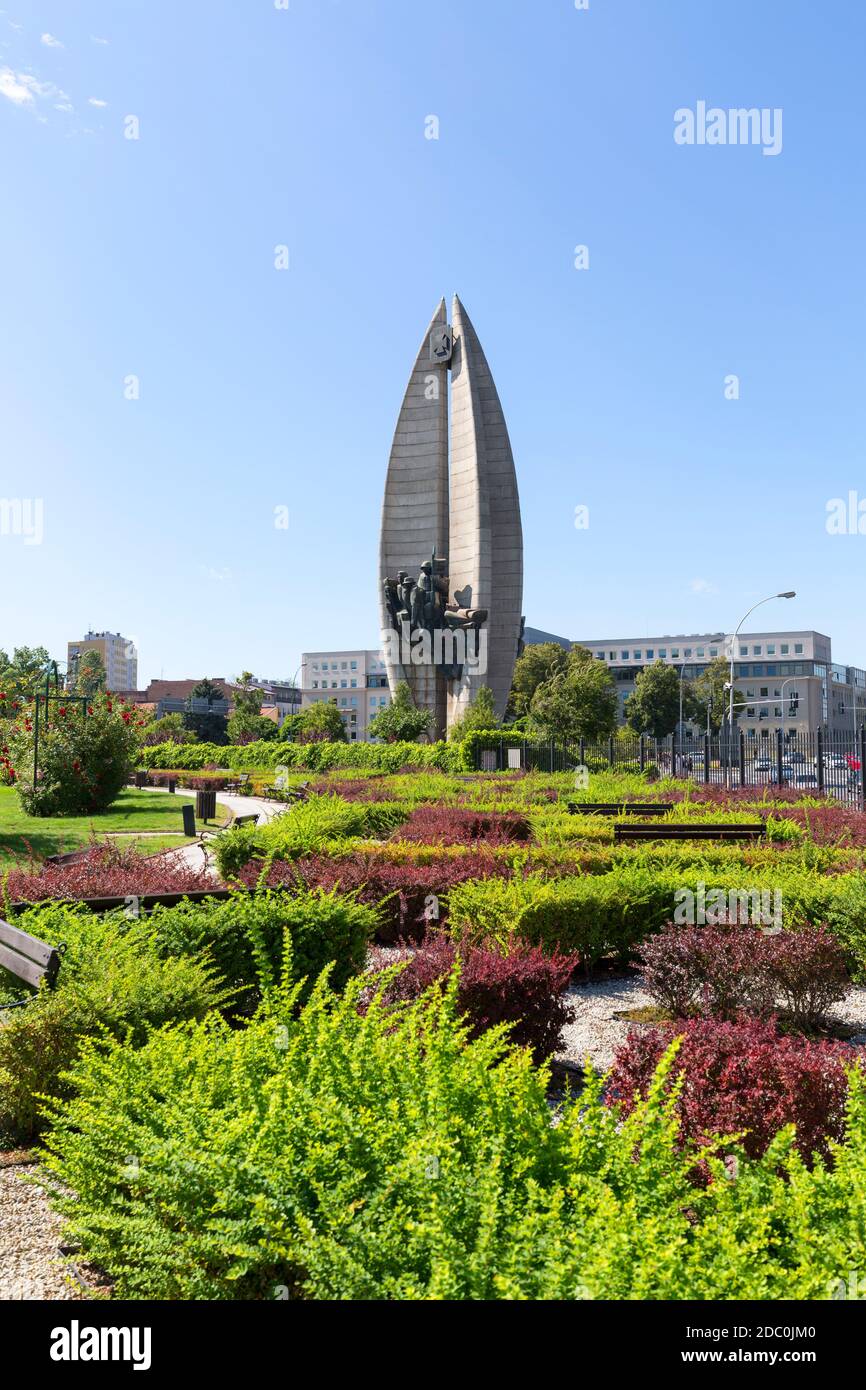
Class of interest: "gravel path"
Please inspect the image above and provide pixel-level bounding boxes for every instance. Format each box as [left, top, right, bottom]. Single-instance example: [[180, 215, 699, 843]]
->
[[556, 975, 866, 1073], [0, 1158, 84, 1301]]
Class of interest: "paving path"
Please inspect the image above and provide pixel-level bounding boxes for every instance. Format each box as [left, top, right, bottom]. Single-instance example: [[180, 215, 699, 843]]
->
[[154, 788, 291, 878]]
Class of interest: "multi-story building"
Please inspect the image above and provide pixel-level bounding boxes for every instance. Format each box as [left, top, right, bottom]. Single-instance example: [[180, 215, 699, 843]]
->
[[301, 650, 390, 741], [524, 628, 866, 740], [67, 630, 137, 692], [117, 677, 301, 724]]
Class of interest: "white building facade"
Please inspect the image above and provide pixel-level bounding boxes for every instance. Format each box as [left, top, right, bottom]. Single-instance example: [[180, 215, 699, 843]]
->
[[301, 649, 391, 741]]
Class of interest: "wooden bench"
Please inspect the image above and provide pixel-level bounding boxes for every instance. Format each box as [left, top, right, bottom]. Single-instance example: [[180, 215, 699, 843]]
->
[[233, 813, 259, 829], [567, 802, 672, 817], [613, 822, 766, 843], [44, 848, 94, 866], [0, 917, 62, 1008]]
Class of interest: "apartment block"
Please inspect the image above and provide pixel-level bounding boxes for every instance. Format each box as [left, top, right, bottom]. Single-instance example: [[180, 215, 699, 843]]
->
[[67, 630, 138, 692], [301, 650, 390, 741]]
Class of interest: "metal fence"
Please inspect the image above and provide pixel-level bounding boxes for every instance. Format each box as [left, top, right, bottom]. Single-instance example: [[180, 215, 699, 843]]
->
[[473, 727, 866, 810]]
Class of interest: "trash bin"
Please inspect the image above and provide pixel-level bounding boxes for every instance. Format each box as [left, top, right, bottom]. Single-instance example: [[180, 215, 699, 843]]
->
[[196, 789, 217, 822], [134, 770, 147, 788], [167, 778, 177, 794], [182, 804, 196, 837]]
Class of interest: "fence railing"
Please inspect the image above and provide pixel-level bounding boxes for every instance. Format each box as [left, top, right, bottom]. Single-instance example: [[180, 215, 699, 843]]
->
[[473, 727, 866, 809]]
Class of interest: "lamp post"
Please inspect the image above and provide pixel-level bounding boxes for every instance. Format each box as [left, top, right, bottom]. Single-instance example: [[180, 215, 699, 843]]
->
[[726, 593, 796, 786]]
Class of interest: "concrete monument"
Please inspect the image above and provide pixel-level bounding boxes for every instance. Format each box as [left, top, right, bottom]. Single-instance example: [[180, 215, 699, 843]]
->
[[379, 297, 524, 738]]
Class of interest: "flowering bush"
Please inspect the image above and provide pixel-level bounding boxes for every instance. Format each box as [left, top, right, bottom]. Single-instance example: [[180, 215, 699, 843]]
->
[[638, 923, 849, 1029], [607, 1016, 856, 1167], [367, 934, 578, 1061], [1, 840, 212, 907], [6, 694, 143, 816]]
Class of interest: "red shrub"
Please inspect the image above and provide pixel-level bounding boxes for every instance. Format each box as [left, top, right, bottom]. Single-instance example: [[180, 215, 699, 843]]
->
[[769, 805, 866, 847], [392, 805, 532, 846], [147, 771, 229, 791], [306, 778, 395, 802], [368, 933, 579, 1062], [638, 923, 849, 1029], [3, 841, 213, 905], [232, 850, 514, 942], [608, 1015, 856, 1166]]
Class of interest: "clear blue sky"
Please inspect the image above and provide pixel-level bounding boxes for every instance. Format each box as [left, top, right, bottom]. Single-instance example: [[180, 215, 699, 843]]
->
[[1, 0, 864, 686]]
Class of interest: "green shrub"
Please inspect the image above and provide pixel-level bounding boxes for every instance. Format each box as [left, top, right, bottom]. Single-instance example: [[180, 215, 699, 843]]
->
[[41, 974, 866, 1300], [149, 887, 376, 1003], [0, 902, 227, 1143], [214, 794, 409, 876], [447, 868, 677, 966]]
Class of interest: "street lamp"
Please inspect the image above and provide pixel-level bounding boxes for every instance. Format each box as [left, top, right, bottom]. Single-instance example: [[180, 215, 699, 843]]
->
[[726, 592, 796, 785]]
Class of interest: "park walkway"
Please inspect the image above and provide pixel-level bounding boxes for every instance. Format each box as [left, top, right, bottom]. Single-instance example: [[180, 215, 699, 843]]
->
[[155, 787, 291, 878]]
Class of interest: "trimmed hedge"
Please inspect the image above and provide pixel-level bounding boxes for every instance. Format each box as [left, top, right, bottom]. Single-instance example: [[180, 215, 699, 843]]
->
[[140, 739, 472, 773]]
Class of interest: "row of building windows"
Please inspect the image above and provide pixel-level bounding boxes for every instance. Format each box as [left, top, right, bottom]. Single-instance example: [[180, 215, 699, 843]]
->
[[309, 658, 386, 673], [594, 647, 722, 662], [310, 678, 390, 691], [593, 643, 808, 664], [739, 643, 804, 657]]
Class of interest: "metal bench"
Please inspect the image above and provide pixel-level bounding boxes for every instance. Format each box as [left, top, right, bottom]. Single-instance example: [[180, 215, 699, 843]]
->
[[567, 802, 672, 817], [226, 772, 251, 794], [233, 813, 259, 829], [613, 822, 766, 843], [0, 917, 62, 1010]]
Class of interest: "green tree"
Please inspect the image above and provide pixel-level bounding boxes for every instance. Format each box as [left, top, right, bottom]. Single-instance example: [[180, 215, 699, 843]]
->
[[226, 710, 281, 745], [296, 701, 348, 744], [528, 645, 617, 742], [508, 642, 569, 717], [367, 681, 433, 743], [624, 661, 685, 739], [184, 679, 228, 745], [73, 650, 107, 699], [693, 655, 739, 734], [0, 646, 54, 709], [448, 685, 499, 742], [232, 672, 264, 717], [140, 712, 197, 747]]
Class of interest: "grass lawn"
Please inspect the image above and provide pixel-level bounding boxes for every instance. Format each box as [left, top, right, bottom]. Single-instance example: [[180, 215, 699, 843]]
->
[[0, 787, 228, 862]]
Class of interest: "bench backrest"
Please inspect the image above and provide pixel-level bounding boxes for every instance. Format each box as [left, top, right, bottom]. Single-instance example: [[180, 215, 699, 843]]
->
[[0, 918, 61, 990], [234, 813, 259, 828]]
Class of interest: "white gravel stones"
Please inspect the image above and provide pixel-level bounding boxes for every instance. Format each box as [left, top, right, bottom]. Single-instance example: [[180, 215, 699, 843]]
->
[[555, 974, 866, 1074], [0, 1159, 83, 1301]]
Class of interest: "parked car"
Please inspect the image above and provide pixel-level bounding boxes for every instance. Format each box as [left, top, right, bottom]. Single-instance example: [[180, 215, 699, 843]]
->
[[787, 751, 807, 765]]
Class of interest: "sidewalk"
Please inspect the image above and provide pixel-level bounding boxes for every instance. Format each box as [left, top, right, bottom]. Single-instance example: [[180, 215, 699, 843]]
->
[[154, 788, 291, 878]]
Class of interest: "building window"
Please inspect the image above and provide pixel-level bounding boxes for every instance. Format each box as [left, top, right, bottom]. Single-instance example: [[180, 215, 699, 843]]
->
[[350, 679, 357, 688], [671, 649, 679, 658], [350, 661, 357, 670], [767, 644, 776, 655], [659, 648, 667, 658], [795, 644, 803, 654], [340, 680, 347, 688], [620, 651, 628, 660], [781, 644, 789, 654], [753, 646, 761, 656], [696, 648, 704, 657], [633, 651, 641, 660], [646, 649, 654, 659], [609, 651, 615, 660], [710, 647, 718, 657]]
